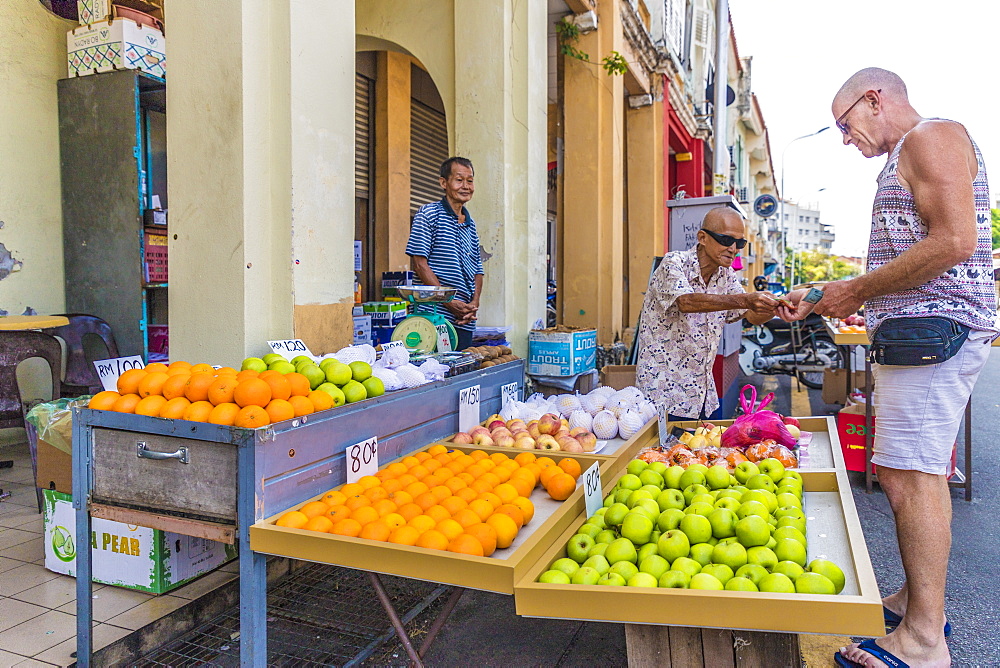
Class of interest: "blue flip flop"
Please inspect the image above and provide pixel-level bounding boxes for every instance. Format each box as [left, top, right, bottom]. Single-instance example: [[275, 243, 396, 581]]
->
[[883, 606, 952, 637], [834, 638, 910, 668]]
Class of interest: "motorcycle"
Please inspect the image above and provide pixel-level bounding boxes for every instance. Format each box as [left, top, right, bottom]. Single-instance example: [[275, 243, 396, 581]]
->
[[739, 313, 844, 389]]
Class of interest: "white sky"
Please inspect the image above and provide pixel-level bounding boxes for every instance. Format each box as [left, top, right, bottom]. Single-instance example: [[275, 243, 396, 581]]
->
[[729, 0, 1000, 257]]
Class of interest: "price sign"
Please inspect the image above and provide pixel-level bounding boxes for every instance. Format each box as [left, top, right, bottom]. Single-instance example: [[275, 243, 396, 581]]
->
[[458, 384, 481, 432], [500, 382, 519, 408], [346, 436, 378, 483], [94, 356, 145, 392], [582, 462, 603, 518], [382, 340, 406, 351], [657, 405, 670, 447], [267, 339, 313, 357], [436, 324, 453, 352]]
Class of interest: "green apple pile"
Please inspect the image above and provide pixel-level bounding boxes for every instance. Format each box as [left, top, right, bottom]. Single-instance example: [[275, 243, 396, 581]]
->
[[536, 457, 846, 594], [242, 354, 384, 406]]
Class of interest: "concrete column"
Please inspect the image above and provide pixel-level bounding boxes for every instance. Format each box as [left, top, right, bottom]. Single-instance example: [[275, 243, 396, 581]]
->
[[560, 0, 625, 344], [626, 99, 664, 327], [374, 51, 412, 276], [168, 0, 355, 363]]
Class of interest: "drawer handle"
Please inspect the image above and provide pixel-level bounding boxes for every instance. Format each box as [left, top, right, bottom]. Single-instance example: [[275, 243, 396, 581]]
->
[[136, 441, 190, 464]]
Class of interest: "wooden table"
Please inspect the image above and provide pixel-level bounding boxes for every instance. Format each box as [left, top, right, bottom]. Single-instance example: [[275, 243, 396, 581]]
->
[[0, 315, 69, 330]]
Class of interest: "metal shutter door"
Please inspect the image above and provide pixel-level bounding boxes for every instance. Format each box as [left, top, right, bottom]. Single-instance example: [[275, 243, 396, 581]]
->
[[410, 99, 448, 217], [355, 73, 372, 198]]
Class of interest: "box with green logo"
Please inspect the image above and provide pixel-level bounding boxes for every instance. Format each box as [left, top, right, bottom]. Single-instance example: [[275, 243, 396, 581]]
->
[[43, 489, 236, 594], [361, 301, 409, 326]]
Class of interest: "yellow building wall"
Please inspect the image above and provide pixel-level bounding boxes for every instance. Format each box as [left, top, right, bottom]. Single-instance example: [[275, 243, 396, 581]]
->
[[0, 3, 71, 316]]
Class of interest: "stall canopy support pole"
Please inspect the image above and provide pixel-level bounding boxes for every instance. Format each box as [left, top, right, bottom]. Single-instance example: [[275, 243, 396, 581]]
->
[[864, 355, 874, 493], [417, 587, 464, 658], [238, 438, 267, 667], [368, 572, 424, 667], [73, 418, 94, 667]]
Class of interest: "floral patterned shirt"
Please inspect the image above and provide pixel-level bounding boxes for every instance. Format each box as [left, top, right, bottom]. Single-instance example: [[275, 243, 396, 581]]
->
[[635, 248, 746, 418]]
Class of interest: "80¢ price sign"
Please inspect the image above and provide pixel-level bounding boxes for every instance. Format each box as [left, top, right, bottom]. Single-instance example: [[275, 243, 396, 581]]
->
[[346, 437, 378, 483], [582, 462, 603, 518]]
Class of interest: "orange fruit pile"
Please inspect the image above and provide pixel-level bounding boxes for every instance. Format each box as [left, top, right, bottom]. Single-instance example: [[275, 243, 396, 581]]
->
[[275, 446, 584, 554], [87, 362, 320, 428]]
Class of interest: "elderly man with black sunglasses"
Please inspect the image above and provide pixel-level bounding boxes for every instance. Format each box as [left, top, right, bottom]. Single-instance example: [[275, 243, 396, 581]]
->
[[635, 206, 779, 421]]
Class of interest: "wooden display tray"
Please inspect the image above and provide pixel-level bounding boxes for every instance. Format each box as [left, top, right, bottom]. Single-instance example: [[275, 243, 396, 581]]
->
[[825, 319, 870, 346], [512, 462, 884, 637], [250, 445, 610, 595]]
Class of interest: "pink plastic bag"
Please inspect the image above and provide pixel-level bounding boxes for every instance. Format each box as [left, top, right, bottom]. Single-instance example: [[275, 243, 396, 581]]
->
[[721, 385, 798, 450]]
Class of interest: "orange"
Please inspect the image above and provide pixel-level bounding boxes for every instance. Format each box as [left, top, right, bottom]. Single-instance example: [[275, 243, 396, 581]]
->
[[304, 515, 333, 533], [184, 373, 216, 402], [340, 483, 364, 496], [137, 372, 169, 398], [466, 464, 486, 479], [233, 378, 272, 408], [535, 456, 557, 469], [396, 473, 418, 488], [514, 452, 537, 466], [489, 452, 510, 465], [478, 492, 503, 510], [485, 513, 519, 549], [258, 370, 282, 381], [359, 520, 391, 542], [464, 522, 498, 557], [134, 395, 167, 417], [88, 391, 121, 410], [455, 454, 476, 468], [190, 363, 215, 374], [321, 490, 347, 507], [435, 453, 454, 466], [427, 444, 447, 456], [168, 360, 193, 370], [207, 376, 238, 405], [397, 503, 423, 522], [433, 467, 454, 481], [413, 451, 432, 462], [325, 505, 351, 522], [455, 487, 479, 504], [544, 472, 576, 501], [445, 461, 466, 475], [299, 501, 329, 518], [425, 504, 451, 523], [469, 479, 493, 495], [330, 518, 363, 537], [182, 400, 214, 422], [415, 529, 449, 551], [375, 469, 396, 482], [382, 479, 403, 494], [478, 472, 501, 488], [307, 390, 334, 412], [386, 462, 408, 476], [410, 465, 430, 480], [264, 399, 295, 424], [288, 395, 315, 417], [382, 513, 406, 530], [236, 369, 260, 382], [445, 478, 468, 494], [477, 459, 496, 472], [435, 518, 464, 541], [276, 511, 308, 529], [440, 496, 468, 515], [207, 403, 240, 426], [452, 508, 481, 529], [401, 456, 421, 468], [144, 362, 169, 373], [469, 450, 489, 461], [457, 473, 476, 486], [429, 485, 452, 503], [166, 366, 191, 376], [284, 372, 311, 397], [414, 492, 439, 511], [524, 463, 543, 482], [558, 458, 583, 479], [357, 475, 381, 490], [493, 483, 520, 505], [511, 496, 535, 524], [423, 459, 442, 473], [159, 397, 191, 419], [234, 405, 270, 429], [539, 466, 563, 488], [350, 506, 380, 527], [491, 466, 512, 484], [447, 534, 484, 557], [261, 373, 291, 402], [407, 514, 436, 534], [508, 476, 534, 498], [468, 499, 494, 522], [511, 467, 538, 487], [387, 490, 413, 507], [161, 373, 191, 400], [371, 499, 398, 517], [500, 459, 520, 472], [423, 473, 446, 488], [495, 503, 525, 529], [388, 525, 421, 546], [364, 486, 389, 504], [344, 495, 371, 511], [215, 367, 238, 377], [116, 368, 148, 395], [405, 481, 430, 498]]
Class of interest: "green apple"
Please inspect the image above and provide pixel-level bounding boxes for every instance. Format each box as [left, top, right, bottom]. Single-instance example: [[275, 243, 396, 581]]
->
[[766, 536, 778, 550], [603, 493, 615, 507], [704, 464, 731, 490], [773, 526, 807, 547], [689, 493, 716, 507], [318, 357, 339, 370], [594, 507, 607, 516], [684, 501, 715, 517], [597, 572, 627, 586], [323, 384, 347, 407], [781, 470, 804, 485], [746, 546, 778, 570], [648, 462, 669, 477], [706, 537, 719, 545], [746, 473, 777, 493], [609, 560, 639, 581], [262, 353, 286, 366], [348, 361, 372, 382], [587, 543, 609, 558], [538, 570, 571, 584], [613, 488, 632, 504], [776, 492, 801, 509], [734, 461, 760, 484], [241, 357, 267, 373], [269, 361, 297, 374], [679, 513, 712, 545], [626, 459, 649, 476], [682, 484, 710, 505], [776, 483, 803, 499], [656, 508, 685, 532], [566, 533, 595, 563], [618, 473, 642, 491], [808, 559, 846, 594], [711, 542, 748, 571], [656, 529, 691, 562], [772, 560, 805, 580], [640, 484, 663, 498], [571, 566, 601, 585], [658, 570, 691, 588], [687, 463, 709, 475], [734, 515, 770, 548], [688, 543, 714, 566], [742, 489, 777, 514], [575, 523, 601, 540], [638, 469, 665, 489], [795, 572, 836, 595], [587, 514, 608, 530], [717, 488, 742, 501], [735, 500, 769, 520], [735, 563, 768, 586], [649, 530, 661, 544], [716, 536, 738, 545], [582, 554, 610, 575], [664, 465, 685, 489], [621, 512, 654, 545], [776, 515, 807, 535], [758, 572, 795, 593], [775, 506, 805, 521], [550, 557, 580, 576], [604, 503, 630, 527], [362, 377, 385, 398], [656, 489, 686, 512], [671, 557, 702, 578], [708, 508, 737, 539], [774, 538, 807, 567], [632, 499, 661, 523], [639, 554, 670, 580], [714, 497, 741, 512], [757, 458, 785, 482], [595, 529, 617, 544], [300, 364, 327, 390], [341, 380, 367, 404], [290, 355, 313, 366], [637, 542, 659, 563], [689, 573, 724, 590], [627, 572, 659, 588], [605, 538, 638, 565], [626, 489, 654, 508], [725, 576, 758, 592], [679, 469, 707, 489]]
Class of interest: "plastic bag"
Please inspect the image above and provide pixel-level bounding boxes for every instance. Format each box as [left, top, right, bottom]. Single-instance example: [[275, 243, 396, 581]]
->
[[418, 358, 449, 382], [25, 397, 91, 456], [720, 385, 798, 450]]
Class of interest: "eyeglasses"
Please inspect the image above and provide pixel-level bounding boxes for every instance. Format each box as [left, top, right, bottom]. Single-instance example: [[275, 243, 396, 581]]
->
[[701, 228, 747, 249], [836, 89, 880, 135]]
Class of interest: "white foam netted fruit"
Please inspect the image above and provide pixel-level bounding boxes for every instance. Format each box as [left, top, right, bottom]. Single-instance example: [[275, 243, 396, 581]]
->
[[377, 346, 410, 369], [590, 386, 617, 399], [605, 396, 634, 418], [636, 400, 657, 423], [618, 409, 644, 440], [612, 387, 644, 404], [585, 390, 609, 412], [395, 363, 426, 389], [520, 407, 543, 422], [568, 410, 593, 431], [592, 410, 619, 440], [555, 394, 582, 418], [579, 393, 602, 416], [371, 367, 403, 392], [332, 345, 377, 366]]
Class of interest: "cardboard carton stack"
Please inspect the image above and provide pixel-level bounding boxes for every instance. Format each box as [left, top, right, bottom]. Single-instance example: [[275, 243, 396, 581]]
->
[[67, 0, 166, 78]]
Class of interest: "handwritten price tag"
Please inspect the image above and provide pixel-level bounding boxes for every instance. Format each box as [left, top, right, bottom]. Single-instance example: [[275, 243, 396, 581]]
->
[[436, 324, 453, 352], [501, 382, 519, 408], [346, 437, 378, 484], [94, 356, 145, 392], [582, 462, 603, 518], [657, 405, 670, 447], [382, 340, 406, 351], [267, 339, 313, 357], [458, 385, 481, 432]]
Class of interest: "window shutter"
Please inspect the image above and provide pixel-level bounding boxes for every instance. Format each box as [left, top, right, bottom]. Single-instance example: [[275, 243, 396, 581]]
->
[[355, 73, 373, 198], [410, 99, 449, 218]]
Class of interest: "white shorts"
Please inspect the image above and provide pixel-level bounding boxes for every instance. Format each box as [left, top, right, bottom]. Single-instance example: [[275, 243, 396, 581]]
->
[[871, 330, 994, 475]]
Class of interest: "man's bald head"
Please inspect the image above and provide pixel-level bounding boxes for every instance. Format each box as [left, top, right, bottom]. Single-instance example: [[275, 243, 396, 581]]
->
[[834, 67, 907, 107], [702, 207, 744, 235]]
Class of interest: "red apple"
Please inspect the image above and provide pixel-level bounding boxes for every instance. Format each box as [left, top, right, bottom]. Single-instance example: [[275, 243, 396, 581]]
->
[[513, 436, 536, 450], [577, 432, 598, 452], [536, 434, 560, 450], [538, 413, 562, 435], [557, 436, 583, 452], [451, 432, 474, 444], [782, 416, 800, 428], [469, 426, 490, 439], [488, 420, 507, 431], [493, 433, 515, 448], [528, 423, 543, 440], [569, 427, 591, 439], [472, 432, 495, 447]]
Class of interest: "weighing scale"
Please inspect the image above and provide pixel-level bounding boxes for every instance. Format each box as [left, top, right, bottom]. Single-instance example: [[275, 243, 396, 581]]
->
[[391, 286, 460, 353]]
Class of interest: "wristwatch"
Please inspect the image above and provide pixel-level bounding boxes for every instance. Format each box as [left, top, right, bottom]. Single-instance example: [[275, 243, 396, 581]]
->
[[803, 287, 825, 304]]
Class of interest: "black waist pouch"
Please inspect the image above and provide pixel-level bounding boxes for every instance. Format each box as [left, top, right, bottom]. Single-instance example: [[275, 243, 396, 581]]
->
[[870, 317, 971, 366]]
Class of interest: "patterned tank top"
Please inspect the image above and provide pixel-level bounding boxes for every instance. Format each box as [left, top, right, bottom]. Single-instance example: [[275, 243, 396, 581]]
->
[[866, 122, 998, 333]]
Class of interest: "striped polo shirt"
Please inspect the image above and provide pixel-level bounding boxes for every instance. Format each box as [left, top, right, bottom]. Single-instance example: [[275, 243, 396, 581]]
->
[[405, 198, 484, 331]]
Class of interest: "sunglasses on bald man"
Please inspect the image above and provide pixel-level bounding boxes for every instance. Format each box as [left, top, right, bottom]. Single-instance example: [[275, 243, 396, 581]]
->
[[701, 228, 747, 249]]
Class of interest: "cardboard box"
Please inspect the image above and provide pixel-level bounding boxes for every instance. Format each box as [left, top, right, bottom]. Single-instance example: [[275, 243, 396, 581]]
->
[[600, 365, 636, 390], [381, 271, 416, 298], [371, 325, 396, 346], [43, 489, 235, 593], [77, 0, 164, 26], [36, 438, 73, 495], [67, 18, 166, 79], [822, 369, 873, 405], [528, 327, 597, 376], [362, 301, 408, 327], [837, 403, 956, 475], [352, 315, 372, 346]]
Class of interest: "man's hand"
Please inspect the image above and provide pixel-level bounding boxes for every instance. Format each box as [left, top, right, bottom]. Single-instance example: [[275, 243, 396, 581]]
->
[[776, 289, 813, 322], [446, 300, 478, 325], [744, 292, 780, 317], [812, 280, 865, 319]]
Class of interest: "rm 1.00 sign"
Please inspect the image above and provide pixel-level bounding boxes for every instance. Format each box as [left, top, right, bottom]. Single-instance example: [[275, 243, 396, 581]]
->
[[346, 437, 378, 483], [94, 356, 145, 392]]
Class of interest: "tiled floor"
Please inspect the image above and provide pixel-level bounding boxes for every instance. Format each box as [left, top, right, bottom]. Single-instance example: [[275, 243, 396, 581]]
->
[[0, 439, 237, 667]]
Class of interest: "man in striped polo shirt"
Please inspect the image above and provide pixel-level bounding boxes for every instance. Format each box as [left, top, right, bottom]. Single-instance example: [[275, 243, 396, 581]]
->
[[405, 157, 484, 351]]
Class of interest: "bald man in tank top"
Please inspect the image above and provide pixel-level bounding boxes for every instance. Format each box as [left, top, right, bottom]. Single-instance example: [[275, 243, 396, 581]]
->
[[780, 68, 997, 668]]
